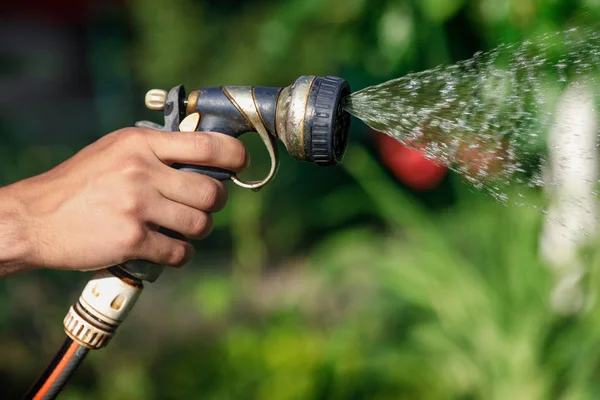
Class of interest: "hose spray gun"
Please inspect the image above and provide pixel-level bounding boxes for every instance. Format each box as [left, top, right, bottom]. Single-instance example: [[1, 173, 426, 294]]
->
[[65, 75, 350, 347], [25, 76, 351, 399]]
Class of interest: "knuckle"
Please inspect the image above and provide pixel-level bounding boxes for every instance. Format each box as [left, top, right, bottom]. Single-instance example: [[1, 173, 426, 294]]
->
[[114, 127, 143, 145], [120, 192, 145, 216], [119, 224, 146, 253], [213, 182, 228, 211], [231, 140, 248, 170], [108, 127, 130, 139], [166, 243, 191, 267], [201, 180, 220, 208], [118, 156, 150, 181], [188, 211, 209, 237]]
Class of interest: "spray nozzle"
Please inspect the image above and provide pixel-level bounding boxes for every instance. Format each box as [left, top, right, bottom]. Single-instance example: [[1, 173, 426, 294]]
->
[[141, 75, 351, 186], [274, 76, 351, 166]]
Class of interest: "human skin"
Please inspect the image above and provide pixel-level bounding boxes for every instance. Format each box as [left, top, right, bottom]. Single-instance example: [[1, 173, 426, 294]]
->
[[0, 127, 248, 278]]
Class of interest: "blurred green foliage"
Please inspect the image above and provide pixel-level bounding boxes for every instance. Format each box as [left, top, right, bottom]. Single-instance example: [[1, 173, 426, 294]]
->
[[3, 0, 600, 399]]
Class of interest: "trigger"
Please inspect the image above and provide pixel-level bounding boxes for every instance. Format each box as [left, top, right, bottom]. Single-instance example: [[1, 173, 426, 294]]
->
[[179, 113, 200, 132], [223, 87, 279, 191]]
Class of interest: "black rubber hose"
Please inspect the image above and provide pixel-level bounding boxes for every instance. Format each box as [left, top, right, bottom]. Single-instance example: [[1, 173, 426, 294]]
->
[[23, 336, 89, 400]]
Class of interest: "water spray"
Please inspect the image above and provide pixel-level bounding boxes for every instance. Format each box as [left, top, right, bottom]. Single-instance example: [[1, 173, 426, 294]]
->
[[343, 27, 600, 206], [24, 76, 351, 399]]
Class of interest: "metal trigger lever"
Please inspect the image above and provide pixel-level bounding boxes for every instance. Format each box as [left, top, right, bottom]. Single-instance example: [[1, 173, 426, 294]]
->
[[222, 87, 280, 191], [178, 111, 278, 191]]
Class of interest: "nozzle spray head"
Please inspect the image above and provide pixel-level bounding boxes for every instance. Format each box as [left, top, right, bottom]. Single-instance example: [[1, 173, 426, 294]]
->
[[275, 76, 351, 166]]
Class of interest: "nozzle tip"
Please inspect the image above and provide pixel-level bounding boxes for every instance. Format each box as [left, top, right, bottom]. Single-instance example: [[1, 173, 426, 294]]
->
[[305, 76, 351, 166]]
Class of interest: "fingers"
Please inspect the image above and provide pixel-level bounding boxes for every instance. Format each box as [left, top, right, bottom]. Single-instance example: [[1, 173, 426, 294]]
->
[[147, 198, 215, 240], [144, 129, 249, 172], [129, 190, 214, 269], [135, 230, 195, 267], [106, 128, 240, 269], [157, 170, 229, 213]]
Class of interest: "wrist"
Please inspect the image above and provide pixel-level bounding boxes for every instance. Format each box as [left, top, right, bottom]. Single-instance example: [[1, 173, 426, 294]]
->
[[0, 184, 34, 276]]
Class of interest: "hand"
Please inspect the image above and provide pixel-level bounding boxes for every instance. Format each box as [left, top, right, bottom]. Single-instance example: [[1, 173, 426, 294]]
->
[[0, 127, 248, 274]]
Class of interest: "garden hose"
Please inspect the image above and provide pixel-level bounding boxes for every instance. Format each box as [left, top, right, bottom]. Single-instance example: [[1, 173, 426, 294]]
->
[[23, 338, 89, 400]]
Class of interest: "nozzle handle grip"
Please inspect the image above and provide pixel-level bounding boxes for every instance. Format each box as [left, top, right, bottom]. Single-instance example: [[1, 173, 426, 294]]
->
[[174, 164, 231, 181], [123, 87, 246, 282]]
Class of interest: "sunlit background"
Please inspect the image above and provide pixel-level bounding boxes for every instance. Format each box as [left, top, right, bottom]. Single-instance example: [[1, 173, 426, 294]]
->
[[3, 0, 600, 398]]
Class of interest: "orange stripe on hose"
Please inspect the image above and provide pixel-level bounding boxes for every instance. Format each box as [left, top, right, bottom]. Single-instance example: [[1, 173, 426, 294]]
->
[[33, 341, 79, 400]]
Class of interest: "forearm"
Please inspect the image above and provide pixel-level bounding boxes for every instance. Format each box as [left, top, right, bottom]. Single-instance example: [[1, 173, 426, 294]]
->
[[0, 184, 34, 278]]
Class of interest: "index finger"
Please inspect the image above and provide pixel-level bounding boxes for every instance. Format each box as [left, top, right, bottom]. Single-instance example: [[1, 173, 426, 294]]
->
[[144, 130, 249, 173]]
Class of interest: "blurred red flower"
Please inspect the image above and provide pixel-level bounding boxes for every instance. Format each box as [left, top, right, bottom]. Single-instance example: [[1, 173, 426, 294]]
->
[[373, 131, 448, 191]]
